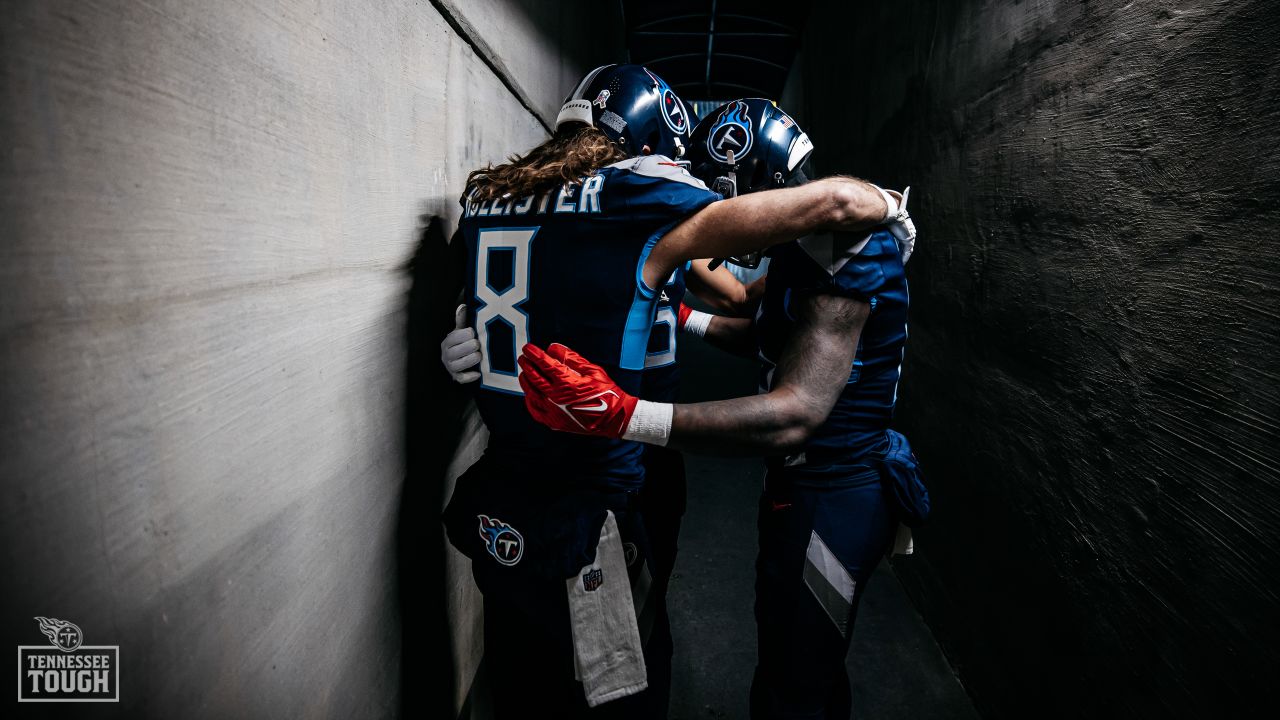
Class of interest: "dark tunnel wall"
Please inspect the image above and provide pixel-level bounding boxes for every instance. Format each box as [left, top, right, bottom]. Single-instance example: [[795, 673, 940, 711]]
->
[[791, 1, 1279, 717]]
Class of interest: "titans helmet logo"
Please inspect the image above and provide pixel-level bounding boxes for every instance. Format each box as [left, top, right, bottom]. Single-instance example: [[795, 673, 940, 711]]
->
[[646, 69, 688, 135], [477, 515, 524, 566], [35, 616, 83, 652], [708, 100, 754, 163]]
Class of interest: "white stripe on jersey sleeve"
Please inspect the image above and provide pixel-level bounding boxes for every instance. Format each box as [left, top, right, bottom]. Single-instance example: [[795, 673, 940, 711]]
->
[[796, 231, 873, 277], [604, 155, 711, 190]]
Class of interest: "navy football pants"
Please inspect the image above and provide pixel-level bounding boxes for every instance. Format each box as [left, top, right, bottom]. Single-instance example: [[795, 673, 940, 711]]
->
[[749, 470, 896, 720], [477, 501, 667, 720], [637, 445, 687, 717]]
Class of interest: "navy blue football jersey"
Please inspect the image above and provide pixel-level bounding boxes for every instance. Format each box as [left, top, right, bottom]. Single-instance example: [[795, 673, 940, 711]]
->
[[460, 156, 719, 489], [755, 230, 909, 483], [640, 261, 690, 402]]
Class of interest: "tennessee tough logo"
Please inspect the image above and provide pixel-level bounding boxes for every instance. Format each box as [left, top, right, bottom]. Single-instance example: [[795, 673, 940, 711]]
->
[[19, 617, 119, 702], [477, 515, 524, 566]]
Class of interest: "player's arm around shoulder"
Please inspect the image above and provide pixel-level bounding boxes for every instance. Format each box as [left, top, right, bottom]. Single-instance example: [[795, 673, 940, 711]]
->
[[669, 290, 869, 453], [678, 301, 756, 359], [642, 177, 888, 291], [515, 290, 869, 454]]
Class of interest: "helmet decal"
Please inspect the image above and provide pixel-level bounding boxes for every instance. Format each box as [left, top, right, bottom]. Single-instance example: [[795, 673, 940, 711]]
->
[[707, 101, 754, 163], [646, 69, 688, 135], [599, 110, 627, 135], [559, 65, 690, 159], [661, 89, 688, 134]]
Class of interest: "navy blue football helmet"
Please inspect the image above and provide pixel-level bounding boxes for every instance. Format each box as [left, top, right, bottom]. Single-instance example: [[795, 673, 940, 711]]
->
[[689, 98, 813, 194], [556, 64, 692, 160], [689, 98, 815, 267]]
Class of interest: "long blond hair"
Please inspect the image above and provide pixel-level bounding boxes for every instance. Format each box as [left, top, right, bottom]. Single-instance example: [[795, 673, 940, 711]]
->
[[465, 126, 627, 202]]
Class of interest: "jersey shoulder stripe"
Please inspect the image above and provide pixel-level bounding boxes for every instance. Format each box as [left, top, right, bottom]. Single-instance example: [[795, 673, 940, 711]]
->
[[604, 155, 711, 190], [796, 231, 873, 277], [793, 230, 902, 301]]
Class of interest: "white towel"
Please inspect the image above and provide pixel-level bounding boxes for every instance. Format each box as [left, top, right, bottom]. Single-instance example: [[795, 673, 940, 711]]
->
[[566, 510, 648, 707]]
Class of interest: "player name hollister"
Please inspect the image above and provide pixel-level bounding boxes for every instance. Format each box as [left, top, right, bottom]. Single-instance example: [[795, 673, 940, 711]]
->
[[464, 175, 606, 218]]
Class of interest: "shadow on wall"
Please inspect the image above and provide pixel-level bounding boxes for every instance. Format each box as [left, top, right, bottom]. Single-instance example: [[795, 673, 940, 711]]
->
[[399, 214, 469, 717]]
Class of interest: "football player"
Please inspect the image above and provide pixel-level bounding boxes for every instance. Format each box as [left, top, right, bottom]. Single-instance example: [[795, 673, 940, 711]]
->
[[442, 222, 760, 718], [441, 65, 897, 718], [444, 248, 758, 713], [516, 98, 923, 719], [440, 145, 759, 720]]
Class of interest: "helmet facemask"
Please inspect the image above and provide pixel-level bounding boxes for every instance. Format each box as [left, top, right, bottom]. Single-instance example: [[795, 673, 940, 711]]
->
[[706, 150, 762, 270]]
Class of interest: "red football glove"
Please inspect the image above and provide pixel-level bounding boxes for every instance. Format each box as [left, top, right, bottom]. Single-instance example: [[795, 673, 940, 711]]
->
[[517, 343, 638, 438], [676, 303, 693, 332]]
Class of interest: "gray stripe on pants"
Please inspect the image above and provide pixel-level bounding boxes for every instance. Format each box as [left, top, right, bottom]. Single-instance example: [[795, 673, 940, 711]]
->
[[631, 561, 655, 644], [802, 529, 857, 638]]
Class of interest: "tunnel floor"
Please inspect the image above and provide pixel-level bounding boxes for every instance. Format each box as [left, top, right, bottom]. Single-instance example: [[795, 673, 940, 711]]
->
[[667, 335, 979, 719]]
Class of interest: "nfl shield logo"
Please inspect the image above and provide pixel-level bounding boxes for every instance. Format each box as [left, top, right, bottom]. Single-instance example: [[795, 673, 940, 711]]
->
[[582, 568, 604, 592]]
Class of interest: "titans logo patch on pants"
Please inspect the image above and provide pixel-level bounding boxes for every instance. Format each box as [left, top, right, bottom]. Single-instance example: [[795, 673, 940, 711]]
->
[[477, 515, 524, 566]]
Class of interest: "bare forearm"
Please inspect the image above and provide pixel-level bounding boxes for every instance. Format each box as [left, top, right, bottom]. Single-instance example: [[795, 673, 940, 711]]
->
[[693, 177, 886, 260], [744, 276, 766, 307], [644, 177, 889, 289], [687, 259, 755, 317], [667, 390, 811, 456], [701, 315, 756, 358], [666, 293, 868, 456], [697, 282, 747, 315]]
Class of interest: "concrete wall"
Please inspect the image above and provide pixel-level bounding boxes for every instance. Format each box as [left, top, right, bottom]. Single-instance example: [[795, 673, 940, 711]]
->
[[438, 0, 625, 128], [0, 1, 617, 717], [792, 1, 1279, 717]]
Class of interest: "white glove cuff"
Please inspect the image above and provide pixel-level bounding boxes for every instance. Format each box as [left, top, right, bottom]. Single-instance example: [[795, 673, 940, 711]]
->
[[683, 310, 713, 338], [622, 400, 673, 447], [873, 184, 899, 223]]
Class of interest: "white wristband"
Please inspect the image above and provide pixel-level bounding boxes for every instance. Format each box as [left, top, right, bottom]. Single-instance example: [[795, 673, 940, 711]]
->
[[683, 310, 713, 338], [622, 400, 673, 447], [873, 184, 899, 223]]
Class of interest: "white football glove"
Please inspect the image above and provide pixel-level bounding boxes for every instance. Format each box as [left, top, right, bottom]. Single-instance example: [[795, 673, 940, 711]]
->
[[441, 304, 482, 383], [875, 185, 917, 264]]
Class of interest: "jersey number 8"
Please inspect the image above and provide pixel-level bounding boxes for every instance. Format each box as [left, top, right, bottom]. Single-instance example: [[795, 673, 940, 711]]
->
[[475, 227, 537, 394]]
